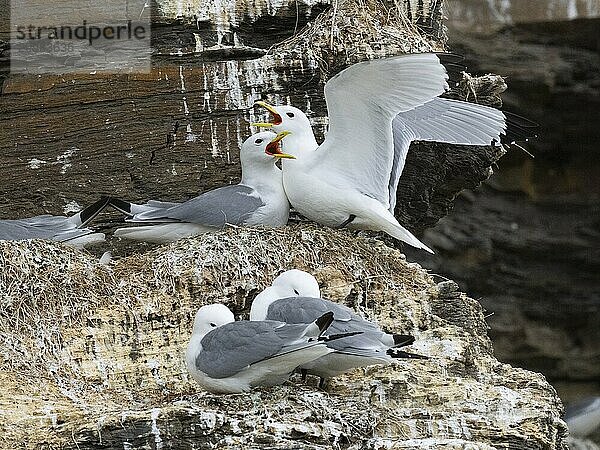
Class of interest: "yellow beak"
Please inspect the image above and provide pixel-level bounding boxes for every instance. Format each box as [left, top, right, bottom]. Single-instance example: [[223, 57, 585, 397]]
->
[[252, 101, 280, 128], [267, 131, 295, 159]]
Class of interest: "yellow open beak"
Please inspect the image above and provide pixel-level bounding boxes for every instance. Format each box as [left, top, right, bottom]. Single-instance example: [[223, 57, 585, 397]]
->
[[267, 131, 295, 159], [252, 101, 281, 128]]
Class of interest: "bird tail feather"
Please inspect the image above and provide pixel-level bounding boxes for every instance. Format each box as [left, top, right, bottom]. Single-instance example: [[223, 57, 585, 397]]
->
[[360, 200, 434, 253], [113, 225, 167, 243], [64, 232, 106, 248], [71, 196, 112, 227], [380, 217, 434, 254]]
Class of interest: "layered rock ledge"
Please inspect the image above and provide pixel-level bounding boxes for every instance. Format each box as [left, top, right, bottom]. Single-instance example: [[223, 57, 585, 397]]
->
[[0, 226, 568, 448]]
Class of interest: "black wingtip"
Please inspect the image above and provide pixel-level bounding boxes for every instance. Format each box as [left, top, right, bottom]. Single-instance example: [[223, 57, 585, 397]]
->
[[387, 349, 429, 360], [320, 331, 363, 342], [504, 111, 539, 129], [77, 196, 112, 227], [107, 197, 134, 216], [435, 52, 465, 64], [392, 334, 416, 347], [314, 311, 334, 334]]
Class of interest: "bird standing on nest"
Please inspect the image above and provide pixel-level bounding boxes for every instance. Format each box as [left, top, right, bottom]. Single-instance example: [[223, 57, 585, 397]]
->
[[254, 53, 536, 253]]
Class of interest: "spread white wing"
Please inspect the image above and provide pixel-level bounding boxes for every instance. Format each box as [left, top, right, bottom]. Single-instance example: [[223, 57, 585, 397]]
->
[[388, 97, 507, 211], [304, 53, 449, 207]]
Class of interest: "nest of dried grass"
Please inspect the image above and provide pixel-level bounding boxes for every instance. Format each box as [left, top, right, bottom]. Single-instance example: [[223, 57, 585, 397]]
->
[[447, 72, 508, 108], [0, 225, 437, 446], [0, 241, 116, 371], [148, 224, 433, 310], [0, 225, 432, 379], [273, 0, 445, 77]]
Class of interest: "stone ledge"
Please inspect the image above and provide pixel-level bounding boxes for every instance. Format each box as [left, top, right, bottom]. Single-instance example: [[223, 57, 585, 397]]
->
[[0, 226, 568, 448]]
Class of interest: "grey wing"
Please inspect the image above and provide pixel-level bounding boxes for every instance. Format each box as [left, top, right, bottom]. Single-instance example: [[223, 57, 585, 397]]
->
[[132, 184, 265, 227], [325, 330, 389, 355], [394, 97, 506, 147], [388, 97, 506, 212], [268, 297, 378, 335], [145, 200, 180, 209], [196, 320, 286, 379], [0, 215, 90, 242], [271, 321, 319, 341], [129, 200, 181, 216], [267, 297, 335, 325]]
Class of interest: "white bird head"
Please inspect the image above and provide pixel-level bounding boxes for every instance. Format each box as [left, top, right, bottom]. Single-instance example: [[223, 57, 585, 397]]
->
[[272, 269, 321, 298], [252, 102, 316, 157], [249, 269, 322, 321], [192, 303, 235, 337], [240, 131, 295, 168]]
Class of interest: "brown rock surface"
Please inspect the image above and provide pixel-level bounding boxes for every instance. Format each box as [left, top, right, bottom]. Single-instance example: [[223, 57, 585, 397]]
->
[[408, 15, 600, 396], [0, 0, 505, 239]]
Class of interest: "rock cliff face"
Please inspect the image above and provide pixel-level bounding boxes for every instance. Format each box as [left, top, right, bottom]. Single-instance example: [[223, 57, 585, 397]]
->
[[407, 12, 600, 400], [0, 0, 578, 447], [0, 228, 568, 448], [0, 0, 504, 240], [446, 0, 600, 30]]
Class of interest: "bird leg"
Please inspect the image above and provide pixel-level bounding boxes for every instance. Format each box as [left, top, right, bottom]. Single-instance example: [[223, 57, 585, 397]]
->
[[336, 214, 356, 229], [300, 369, 308, 382], [318, 377, 328, 390]]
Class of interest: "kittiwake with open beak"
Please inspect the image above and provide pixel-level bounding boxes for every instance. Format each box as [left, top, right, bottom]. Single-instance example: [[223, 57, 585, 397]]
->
[[112, 131, 294, 243], [253, 53, 536, 253]]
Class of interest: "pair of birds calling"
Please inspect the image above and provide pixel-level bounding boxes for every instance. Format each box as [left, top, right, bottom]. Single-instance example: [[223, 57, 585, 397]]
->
[[0, 53, 535, 252], [186, 269, 425, 393], [252, 54, 535, 253]]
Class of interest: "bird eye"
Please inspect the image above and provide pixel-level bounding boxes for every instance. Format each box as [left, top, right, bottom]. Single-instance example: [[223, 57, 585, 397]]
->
[[293, 289, 299, 295], [286, 112, 295, 118], [209, 322, 217, 327], [255, 138, 263, 144]]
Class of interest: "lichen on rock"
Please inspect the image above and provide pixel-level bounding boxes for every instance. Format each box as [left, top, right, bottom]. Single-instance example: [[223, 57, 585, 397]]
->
[[0, 226, 568, 448]]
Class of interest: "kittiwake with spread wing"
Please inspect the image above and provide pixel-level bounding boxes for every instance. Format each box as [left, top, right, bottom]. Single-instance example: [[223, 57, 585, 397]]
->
[[253, 53, 536, 252]]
